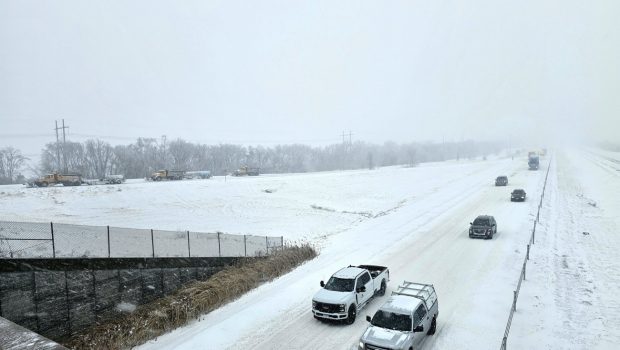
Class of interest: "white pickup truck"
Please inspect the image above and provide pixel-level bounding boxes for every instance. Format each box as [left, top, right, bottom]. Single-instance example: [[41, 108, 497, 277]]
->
[[312, 265, 389, 324], [359, 281, 438, 350]]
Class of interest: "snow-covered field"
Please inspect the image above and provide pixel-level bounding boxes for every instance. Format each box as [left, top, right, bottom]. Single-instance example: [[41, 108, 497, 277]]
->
[[1, 150, 617, 349]]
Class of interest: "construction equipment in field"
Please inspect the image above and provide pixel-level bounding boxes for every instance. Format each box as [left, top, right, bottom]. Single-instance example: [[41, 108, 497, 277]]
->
[[150, 169, 185, 181], [30, 173, 82, 187], [233, 166, 260, 176]]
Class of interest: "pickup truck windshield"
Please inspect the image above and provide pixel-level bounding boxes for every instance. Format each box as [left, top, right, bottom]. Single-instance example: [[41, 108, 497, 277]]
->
[[371, 310, 412, 332], [324, 277, 354, 292]]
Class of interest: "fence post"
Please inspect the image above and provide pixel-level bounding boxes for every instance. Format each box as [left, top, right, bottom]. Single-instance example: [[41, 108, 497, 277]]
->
[[244, 235, 247, 257], [217, 232, 221, 257], [50, 222, 56, 258], [107, 225, 111, 258], [265, 236, 269, 255], [281, 236, 284, 250], [523, 261, 526, 281], [513, 290, 517, 311], [526, 244, 530, 260], [151, 229, 155, 258], [187, 231, 191, 258]]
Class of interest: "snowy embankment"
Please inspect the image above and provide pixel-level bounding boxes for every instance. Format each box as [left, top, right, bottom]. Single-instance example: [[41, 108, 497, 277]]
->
[[510, 149, 620, 349]]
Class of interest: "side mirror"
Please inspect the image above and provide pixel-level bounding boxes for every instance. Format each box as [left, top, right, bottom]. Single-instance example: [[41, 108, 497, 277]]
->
[[366, 315, 372, 322], [413, 325, 424, 333], [320, 281, 325, 287], [356, 286, 366, 293], [469, 222, 473, 225]]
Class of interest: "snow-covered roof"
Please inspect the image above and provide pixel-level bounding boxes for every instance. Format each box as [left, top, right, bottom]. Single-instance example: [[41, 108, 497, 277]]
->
[[380, 295, 421, 315], [333, 266, 366, 279]]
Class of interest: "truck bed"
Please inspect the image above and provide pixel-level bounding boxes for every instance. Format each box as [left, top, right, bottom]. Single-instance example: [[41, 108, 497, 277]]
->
[[357, 265, 388, 279]]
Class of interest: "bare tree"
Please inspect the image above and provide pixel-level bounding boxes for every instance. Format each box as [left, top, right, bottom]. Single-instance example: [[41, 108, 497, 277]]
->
[[0, 147, 28, 184], [85, 139, 113, 178]]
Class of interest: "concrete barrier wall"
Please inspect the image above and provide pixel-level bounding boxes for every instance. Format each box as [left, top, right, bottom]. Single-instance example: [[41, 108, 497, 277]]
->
[[0, 257, 240, 340], [0, 316, 67, 350]]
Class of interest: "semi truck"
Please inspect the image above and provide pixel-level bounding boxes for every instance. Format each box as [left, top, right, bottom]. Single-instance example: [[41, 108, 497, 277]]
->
[[528, 154, 540, 170], [150, 170, 185, 181], [312, 265, 390, 324]]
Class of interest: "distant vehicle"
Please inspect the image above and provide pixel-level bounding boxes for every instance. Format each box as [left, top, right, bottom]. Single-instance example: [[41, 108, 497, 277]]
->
[[495, 176, 508, 186], [233, 166, 260, 176], [31, 173, 82, 187], [312, 265, 390, 324], [528, 154, 540, 170], [511, 189, 526, 202], [151, 170, 185, 181], [185, 171, 212, 179], [101, 174, 125, 184], [469, 215, 497, 239], [359, 281, 438, 350]]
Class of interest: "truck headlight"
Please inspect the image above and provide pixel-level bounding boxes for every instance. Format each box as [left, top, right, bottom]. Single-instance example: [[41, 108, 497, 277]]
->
[[339, 304, 346, 312], [358, 341, 365, 349], [312, 301, 317, 309]]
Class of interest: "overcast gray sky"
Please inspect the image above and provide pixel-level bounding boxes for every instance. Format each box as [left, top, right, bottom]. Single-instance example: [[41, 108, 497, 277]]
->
[[1, 0, 619, 157]]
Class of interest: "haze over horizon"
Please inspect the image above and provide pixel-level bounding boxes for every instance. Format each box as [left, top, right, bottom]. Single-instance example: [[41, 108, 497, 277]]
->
[[2, 0, 619, 158]]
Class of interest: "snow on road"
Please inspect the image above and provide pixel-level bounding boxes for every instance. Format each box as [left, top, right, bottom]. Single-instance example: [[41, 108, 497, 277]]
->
[[135, 155, 547, 350]]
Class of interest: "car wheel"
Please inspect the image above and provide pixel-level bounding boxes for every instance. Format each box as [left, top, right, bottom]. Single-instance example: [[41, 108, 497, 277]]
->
[[378, 280, 387, 296], [346, 305, 357, 325], [427, 316, 437, 335]]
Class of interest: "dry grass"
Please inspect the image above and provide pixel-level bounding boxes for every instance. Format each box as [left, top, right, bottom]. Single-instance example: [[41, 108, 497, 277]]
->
[[62, 245, 316, 350]]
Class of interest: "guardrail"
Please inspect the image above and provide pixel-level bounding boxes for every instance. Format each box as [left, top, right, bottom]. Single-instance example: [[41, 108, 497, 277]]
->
[[499, 158, 552, 350], [0, 221, 284, 259]]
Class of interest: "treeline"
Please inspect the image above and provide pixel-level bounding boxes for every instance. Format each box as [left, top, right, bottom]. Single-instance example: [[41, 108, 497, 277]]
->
[[0, 147, 28, 184], [37, 138, 504, 179]]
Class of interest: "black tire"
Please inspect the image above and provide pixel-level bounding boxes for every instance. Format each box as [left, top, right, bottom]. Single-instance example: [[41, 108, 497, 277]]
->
[[41, 182, 48, 187], [346, 305, 357, 325], [427, 317, 437, 335], [377, 280, 387, 296]]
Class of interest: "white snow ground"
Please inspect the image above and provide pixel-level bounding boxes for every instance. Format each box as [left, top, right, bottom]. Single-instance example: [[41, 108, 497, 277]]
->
[[2, 151, 617, 349], [510, 149, 620, 350]]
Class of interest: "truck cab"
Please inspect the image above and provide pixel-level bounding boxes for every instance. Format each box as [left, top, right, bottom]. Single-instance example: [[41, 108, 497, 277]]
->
[[312, 265, 389, 324], [359, 281, 438, 350]]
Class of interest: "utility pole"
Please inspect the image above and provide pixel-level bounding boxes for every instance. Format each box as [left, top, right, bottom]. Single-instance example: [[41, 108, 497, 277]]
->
[[348, 130, 353, 146], [61, 119, 68, 173], [54, 121, 61, 171], [54, 120, 69, 172]]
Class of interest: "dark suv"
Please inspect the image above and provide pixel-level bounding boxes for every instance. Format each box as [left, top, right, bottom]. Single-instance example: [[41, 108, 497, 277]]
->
[[511, 189, 526, 202], [469, 215, 497, 239], [495, 176, 508, 186]]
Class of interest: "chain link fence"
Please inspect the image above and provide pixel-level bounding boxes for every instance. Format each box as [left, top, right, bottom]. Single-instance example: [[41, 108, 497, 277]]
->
[[499, 157, 552, 350], [0, 221, 284, 259]]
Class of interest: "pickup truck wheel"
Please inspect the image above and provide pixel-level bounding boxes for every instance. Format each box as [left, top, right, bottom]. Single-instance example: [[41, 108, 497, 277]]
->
[[427, 316, 437, 335], [41, 182, 48, 187], [377, 280, 386, 296], [346, 305, 357, 325]]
